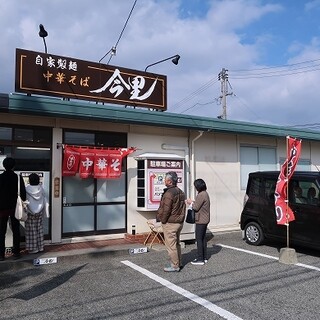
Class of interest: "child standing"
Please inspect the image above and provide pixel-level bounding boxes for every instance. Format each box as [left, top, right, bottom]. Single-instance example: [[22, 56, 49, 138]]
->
[[25, 173, 49, 254]]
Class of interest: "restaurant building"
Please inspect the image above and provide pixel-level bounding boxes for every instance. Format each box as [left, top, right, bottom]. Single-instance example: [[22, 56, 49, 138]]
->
[[1, 48, 320, 245]]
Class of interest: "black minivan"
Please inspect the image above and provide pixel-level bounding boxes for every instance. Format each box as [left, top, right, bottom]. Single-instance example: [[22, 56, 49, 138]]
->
[[240, 171, 320, 250]]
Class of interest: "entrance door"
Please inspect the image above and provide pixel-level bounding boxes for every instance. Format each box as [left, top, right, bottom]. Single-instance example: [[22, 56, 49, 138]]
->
[[62, 129, 127, 237], [62, 174, 126, 236]]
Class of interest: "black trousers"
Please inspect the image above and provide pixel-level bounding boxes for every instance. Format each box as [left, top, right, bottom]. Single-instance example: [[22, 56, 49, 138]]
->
[[195, 223, 208, 261], [0, 214, 21, 257]]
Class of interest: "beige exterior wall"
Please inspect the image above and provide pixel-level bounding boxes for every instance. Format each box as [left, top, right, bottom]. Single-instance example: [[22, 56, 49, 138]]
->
[[190, 132, 241, 232], [310, 141, 320, 170], [4, 114, 320, 243], [127, 127, 189, 235], [127, 132, 320, 235]]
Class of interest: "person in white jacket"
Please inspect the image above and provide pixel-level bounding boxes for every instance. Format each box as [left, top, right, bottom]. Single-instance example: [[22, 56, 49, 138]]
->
[[25, 173, 49, 254]]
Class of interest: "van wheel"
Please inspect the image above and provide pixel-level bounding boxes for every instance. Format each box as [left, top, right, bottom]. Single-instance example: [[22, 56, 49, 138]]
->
[[244, 222, 264, 246]]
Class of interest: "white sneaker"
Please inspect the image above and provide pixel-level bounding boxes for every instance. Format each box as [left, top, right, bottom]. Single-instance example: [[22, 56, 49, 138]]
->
[[164, 265, 180, 272], [191, 259, 205, 266], [204, 259, 208, 263], [29, 250, 39, 254]]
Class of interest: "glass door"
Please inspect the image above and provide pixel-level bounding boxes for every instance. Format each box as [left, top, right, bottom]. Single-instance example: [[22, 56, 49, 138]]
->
[[62, 174, 126, 236], [62, 129, 127, 237]]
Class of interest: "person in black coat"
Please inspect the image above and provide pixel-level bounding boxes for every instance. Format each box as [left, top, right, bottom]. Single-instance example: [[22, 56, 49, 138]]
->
[[0, 157, 26, 260]]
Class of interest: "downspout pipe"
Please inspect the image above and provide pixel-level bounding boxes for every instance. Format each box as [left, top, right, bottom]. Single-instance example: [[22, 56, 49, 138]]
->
[[190, 131, 204, 198], [161, 144, 190, 199]]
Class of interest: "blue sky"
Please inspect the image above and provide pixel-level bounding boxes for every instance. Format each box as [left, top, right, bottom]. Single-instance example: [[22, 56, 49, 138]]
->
[[1, 0, 320, 128], [240, 1, 320, 65], [177, 0, 320, 65]]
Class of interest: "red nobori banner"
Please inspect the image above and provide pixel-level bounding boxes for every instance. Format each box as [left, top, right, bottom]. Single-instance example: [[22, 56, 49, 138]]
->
[[274, 136, 302, 225], [15, 48, 167, 110]]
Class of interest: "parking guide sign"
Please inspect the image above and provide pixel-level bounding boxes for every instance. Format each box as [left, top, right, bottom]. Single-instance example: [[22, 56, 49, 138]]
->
[[129, 247, 148, 255], [33, 257, 58, 266]]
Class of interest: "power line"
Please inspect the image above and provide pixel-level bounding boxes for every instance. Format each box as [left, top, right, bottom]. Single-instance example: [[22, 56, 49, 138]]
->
[[171, 78, 219, 112], [230, 57, 320, 72], [230, 66, 320, 79], [230, 59, 320, 79], [170, 56, 320, 115], [232, 93, 262, 121], [114, 0, 137, 49], [180, 100, 218, 114], [100, 0, 138, 65]]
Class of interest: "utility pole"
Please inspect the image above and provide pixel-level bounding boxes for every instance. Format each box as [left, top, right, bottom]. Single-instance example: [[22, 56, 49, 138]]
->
[[218, 68, 232, 120]]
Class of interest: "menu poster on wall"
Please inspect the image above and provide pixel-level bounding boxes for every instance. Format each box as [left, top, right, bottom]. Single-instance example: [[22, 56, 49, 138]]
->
[[146, 159, 184, 210]]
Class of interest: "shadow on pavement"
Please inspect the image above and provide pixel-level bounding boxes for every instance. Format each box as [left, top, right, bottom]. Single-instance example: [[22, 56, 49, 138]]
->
[[6, 264, 87, 301]]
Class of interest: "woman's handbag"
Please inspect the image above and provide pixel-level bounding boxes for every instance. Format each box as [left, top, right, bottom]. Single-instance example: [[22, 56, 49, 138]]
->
[[44, 201, 50, 218], [14, 175, 28, 222], [186, 206, 195, 224]]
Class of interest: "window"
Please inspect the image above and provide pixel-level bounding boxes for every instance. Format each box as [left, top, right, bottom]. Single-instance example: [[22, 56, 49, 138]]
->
[[64, 130, 127, 148], [0, 127, 12, 140], [264, 179, 276, 201], [290, 179, 320, 206], [240, 146, 277, 189], [248, 177, 262, 196], [0, 125, 51, 171], [137, 160, 145, 207], [64, 132, 95, 145], [279, 157, 311, 171], [14, 127, 51, 144]]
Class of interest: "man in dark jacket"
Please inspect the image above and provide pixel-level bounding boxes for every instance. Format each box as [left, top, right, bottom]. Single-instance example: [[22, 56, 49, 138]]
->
[[157, 171, 186, 272], [0, 157, 26, 260]]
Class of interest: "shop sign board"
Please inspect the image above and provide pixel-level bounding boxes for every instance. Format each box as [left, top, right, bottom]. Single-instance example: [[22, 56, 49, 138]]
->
[[146, 159, 184, 210], [15, 48, 167, 111]]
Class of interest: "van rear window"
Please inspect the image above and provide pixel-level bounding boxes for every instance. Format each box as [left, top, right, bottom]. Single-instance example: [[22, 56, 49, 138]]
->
[[248, 177, 262, 196], [290, 180, 320, 206], [265, 179, 276, 200]]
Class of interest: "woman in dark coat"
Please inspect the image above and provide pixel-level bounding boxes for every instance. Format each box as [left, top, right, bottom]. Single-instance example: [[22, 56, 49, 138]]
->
[[186, 178, 210, 265], [0, 157, 26, 260]]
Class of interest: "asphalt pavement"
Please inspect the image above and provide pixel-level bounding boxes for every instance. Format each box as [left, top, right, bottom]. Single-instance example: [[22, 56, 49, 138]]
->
[[1, 231, 320, 320]]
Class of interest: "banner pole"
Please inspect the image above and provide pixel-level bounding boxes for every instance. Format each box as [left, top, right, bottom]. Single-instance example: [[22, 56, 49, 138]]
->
[[286, 221, 289, 248], [286, 136, 289, 248], [279, 136, 298, 264]]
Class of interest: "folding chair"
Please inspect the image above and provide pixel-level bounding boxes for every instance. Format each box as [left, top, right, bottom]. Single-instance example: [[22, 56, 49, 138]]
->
[[144, 219, 166, 248]]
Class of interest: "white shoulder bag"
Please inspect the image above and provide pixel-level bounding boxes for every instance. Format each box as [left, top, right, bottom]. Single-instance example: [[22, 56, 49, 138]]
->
[[14, 175, 28, 222]]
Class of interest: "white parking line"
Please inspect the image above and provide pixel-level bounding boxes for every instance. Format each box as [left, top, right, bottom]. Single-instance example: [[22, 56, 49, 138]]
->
[[121, 260, 243, 320], [217, 244, 278, 260], [217, 244, 320, 272]]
